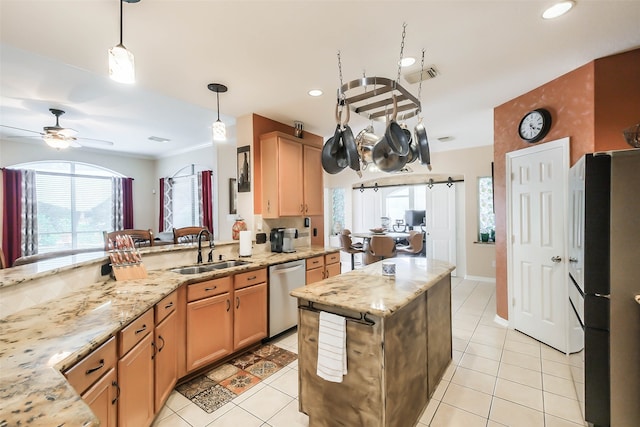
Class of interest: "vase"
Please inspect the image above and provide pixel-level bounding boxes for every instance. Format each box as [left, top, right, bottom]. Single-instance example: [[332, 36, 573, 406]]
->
[[232, 218, 247, 240]]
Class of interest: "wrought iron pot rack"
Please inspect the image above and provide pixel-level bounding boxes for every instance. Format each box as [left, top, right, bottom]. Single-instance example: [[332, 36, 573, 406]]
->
[[339, 76, 421, 122]]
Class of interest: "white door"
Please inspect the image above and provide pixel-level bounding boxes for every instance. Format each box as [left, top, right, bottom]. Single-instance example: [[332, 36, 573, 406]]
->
[[507, 138, 569, 352], [425, 183, 457, 275]]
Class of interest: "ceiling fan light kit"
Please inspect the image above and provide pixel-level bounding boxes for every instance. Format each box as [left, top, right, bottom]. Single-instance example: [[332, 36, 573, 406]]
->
[[208, 83, 228, 142], [109, 0, 139, 84]]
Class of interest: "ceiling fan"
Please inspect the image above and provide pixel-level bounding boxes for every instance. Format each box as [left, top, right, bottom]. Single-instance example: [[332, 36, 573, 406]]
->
[[0, 108, 114, 150]]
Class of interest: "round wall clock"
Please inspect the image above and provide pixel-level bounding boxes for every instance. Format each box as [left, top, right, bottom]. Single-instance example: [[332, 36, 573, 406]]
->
[[518, 108, 552, 143]]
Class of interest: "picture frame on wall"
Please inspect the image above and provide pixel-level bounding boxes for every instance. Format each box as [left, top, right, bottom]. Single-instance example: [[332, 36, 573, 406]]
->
[[229, 178, 237, 214], [237, 145, 251, 193]]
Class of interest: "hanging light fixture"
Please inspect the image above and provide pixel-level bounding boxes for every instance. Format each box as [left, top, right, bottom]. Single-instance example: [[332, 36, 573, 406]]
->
[[208, 83, 228, 142], [108, 0, 140, 84]]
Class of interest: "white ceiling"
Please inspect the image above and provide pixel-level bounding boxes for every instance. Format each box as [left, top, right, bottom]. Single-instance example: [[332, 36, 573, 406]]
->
[[1, 1, 639, 159]]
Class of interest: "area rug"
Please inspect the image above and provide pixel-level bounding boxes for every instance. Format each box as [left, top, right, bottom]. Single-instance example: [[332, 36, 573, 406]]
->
[[176, 344, 297, 413]]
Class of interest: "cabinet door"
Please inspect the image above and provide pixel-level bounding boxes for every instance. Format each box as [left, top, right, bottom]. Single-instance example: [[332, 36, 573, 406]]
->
[[186, 292, 233, 372], [118, 332, 155, 427], [303, 144, 323, 216], [306, 267, 325, 285], [81, 367, 118, 427], [278, 138, 304, 216], [234, 282, 267, 350], [326, 262, 341, 278], [155, 310, 178, 411]]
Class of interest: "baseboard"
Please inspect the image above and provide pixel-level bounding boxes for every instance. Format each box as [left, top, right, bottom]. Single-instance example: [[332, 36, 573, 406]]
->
[[463, 275, 496, 283], [493, 314, 509, 328]]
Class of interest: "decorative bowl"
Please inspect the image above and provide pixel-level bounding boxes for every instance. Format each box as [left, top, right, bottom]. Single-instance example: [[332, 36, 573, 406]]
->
[[369, 227, 386, 234]]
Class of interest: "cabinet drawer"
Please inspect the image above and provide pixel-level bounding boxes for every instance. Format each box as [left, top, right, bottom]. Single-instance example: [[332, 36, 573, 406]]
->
[[188, 276, 232, 302], [234, 268, 267, 290], [119, 309, 154, 357], [155, 291, 177, 324], [65, 336, 117, 395], [306, 255, 324, 270], [325, 252, 340, 265]]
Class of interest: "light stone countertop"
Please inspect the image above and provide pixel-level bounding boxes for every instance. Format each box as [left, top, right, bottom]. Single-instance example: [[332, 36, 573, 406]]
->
[[291, 257, 455, 317], [0, 246, 337, 427]]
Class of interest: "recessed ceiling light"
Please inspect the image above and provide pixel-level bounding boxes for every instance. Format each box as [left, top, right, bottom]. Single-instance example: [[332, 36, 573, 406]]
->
[[308, 89, 323, 97], [542, 1, 575, 19], [400, 57, 416, 67]]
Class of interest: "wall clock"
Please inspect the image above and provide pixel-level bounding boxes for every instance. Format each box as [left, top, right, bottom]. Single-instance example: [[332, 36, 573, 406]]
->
[[518, 108, 552, 143]]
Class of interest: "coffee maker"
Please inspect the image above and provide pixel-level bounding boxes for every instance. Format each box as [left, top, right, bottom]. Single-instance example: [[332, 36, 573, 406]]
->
[[270, 228, 298, 253]]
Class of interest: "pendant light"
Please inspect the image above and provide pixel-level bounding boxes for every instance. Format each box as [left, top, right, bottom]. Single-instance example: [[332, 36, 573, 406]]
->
[[208, 83, 228, 142], [108, 0, 139, 84]]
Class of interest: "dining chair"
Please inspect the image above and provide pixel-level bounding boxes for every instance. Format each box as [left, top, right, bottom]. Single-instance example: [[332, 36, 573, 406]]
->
[[364, 235, 396, 265], [397, 230, 424, 256], [173, 226, 211, 244], [340, 233, 365, 271], [104, 229, 154, 249], [341, 229, 363, 248]]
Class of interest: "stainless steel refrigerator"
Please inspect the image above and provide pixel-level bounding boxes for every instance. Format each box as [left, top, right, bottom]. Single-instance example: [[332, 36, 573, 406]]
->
[[568, 149, 640, 426]]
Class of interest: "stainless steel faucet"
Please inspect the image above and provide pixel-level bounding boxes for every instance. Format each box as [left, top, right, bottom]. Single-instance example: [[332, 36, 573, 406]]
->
[[196, 229, 214, 264]]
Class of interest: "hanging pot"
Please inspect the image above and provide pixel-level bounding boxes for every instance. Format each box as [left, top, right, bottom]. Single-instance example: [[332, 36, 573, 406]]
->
[[372, 136, 408, 172], [385, 95, 410, 156], [400, 124, 418, 163], [322, 128, 347, 174], [356, 125, 378, 165], [415, 119, 432, 171], [340, 105, 361, 176]]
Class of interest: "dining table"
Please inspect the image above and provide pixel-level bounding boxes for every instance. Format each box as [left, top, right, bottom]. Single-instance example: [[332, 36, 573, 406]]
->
[[351, 231, 410, 244]]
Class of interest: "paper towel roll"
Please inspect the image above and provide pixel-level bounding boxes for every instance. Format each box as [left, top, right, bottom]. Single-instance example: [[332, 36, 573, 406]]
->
[[239, 230, 252, 256]]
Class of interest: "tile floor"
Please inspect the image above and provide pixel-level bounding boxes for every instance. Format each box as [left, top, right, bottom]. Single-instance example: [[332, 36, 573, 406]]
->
[[153, 277, 586, 427]]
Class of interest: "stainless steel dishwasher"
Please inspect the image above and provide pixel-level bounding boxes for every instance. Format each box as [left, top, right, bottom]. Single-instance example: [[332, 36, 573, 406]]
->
[[268, 259, 306, 338]]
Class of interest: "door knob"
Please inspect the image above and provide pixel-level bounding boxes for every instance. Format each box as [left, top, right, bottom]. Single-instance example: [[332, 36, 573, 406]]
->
[[551, 256, 562, 263], [569, 257, 578, 263]]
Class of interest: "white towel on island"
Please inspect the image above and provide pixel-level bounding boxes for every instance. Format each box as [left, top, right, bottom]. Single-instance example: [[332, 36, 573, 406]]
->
[[316, 311, 347, 383]]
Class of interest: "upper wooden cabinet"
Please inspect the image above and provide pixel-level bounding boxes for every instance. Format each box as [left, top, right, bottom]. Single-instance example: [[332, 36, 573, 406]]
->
[[260, 132, 323, 218]]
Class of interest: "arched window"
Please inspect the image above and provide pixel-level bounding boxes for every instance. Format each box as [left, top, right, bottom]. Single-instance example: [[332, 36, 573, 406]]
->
[[9, 161, 125, 254]]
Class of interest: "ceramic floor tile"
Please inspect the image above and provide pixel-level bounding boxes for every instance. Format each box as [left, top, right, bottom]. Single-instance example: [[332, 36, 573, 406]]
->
[[452, 349, 463, 365], [470, 332, 507, 349], [268, 368, 299, 398], [494, 377, 544, 411], [543, 391, 584, 424], [465, 341, 503, 361], [497, 362, 542, 389], [151, 405, 175, 426], [431, 379, 450, 401], [231, 382, 267, 405], [266, 399, 309, 427], [450, 366, 497, 395], [543, 373, 578, 397], [452, 336, 469, 352], [237, 385, 294, 421], [176, 401, 224, 427], [441, 382, 492, 418], [417, 397, 440, 425], [501, 349, 541, 371], [151, 412, 192, 427], [206, 405, 265, 427], [452, 327, 474, 341], [459, 353, 500, 376], [489, 397, 544, 427], [165, 390, 193, 412], [505, 329, 538, 344], [542, 358, 573, 380], [430, 402, 488, 427], [503, 338, 541, 356], [542, 345, 570, 364], [544, 413, 587, 427]]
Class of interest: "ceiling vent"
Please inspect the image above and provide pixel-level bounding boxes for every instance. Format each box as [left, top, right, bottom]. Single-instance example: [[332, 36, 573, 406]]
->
[[403, 66, 439, 84], [148, 136, 171, 143]]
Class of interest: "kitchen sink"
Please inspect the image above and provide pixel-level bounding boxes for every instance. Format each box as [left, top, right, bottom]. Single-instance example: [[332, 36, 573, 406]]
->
[[171, 260, 251, 275]]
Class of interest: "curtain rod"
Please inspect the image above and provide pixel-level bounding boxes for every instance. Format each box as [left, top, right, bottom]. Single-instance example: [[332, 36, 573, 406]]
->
[[353, 176, 464, 192]]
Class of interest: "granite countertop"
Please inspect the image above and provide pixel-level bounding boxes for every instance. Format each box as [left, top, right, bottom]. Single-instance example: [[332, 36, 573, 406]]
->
[[0, 246, 337, 427], [291, 257, 455, 318]]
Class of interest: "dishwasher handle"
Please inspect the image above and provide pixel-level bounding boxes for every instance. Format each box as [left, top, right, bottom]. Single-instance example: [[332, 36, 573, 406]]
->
[[270, 264, 304, 275]]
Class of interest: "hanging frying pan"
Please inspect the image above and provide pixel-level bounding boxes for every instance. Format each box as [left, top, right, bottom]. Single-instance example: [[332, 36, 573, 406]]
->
[[372, 136, 408, 172], [322, 127, 347, 174], [415, 119, 432, 170], [340, 104, 361, 177], [402, 125, 419, 163], [385, 95, 410, 156]]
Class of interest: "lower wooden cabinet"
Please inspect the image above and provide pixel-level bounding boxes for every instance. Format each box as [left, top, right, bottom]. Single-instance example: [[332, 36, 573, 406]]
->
[[154, 309, 178, 411], [118, 326, 155, 427], [186, 291, 233, 371], [81, 367, 118, 427], [233, 282, 267, 350], [325, 252, 341, 278]]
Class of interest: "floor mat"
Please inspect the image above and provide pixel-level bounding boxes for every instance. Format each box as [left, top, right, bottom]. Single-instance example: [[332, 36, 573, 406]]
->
[[176, 344, 297, 413]]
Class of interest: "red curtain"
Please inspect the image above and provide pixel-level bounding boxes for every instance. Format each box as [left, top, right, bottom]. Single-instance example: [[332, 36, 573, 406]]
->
[[201, 170, 214, 233], [122, 178, 134, 229], [2, 168, 22, 267], [158, 178, 165, 232]]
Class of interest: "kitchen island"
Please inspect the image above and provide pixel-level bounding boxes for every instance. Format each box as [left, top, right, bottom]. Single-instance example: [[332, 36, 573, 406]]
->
[[291, 257, 454, 427]]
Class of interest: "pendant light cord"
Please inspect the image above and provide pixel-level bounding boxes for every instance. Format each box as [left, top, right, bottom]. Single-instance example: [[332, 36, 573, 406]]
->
[[119, 0, 124, 45], [216, 92, 221, 121]]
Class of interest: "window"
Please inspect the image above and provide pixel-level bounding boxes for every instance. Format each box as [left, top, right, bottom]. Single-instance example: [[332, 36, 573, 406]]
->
[[13, 161, 122, 253], [384, 185, 426, 226], [171, 174, 200, 228], [478, 176, 495, 241]]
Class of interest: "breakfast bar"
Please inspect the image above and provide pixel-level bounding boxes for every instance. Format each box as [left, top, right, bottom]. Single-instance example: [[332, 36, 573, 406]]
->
[[291, 257, 455, 427]]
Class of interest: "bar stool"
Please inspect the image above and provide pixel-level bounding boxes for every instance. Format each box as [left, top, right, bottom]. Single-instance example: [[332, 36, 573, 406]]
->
[[340, 233, 364, 270]]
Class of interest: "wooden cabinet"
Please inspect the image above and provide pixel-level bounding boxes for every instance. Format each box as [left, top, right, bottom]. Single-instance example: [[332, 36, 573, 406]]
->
[[154, 292, 178, 412], [306, 255, 325, 285], [260, 131, 323, 218], [234, 269, 268, 350], [118, 324, 154, 427], [186, 277, 233, 372], [325, 252, 341, 278], [64, 337, 118, 427]]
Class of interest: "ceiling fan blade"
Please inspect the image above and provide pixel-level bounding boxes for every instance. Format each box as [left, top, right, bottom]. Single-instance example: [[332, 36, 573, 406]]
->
[[77, 137, 114, 147], [0, 124, 43, 135]]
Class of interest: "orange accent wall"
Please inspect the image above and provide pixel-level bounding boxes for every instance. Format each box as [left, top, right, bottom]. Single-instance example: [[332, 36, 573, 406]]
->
[[493, 48, 639, 320], [251, 114, 323, 214]]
